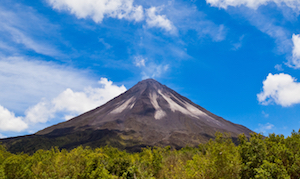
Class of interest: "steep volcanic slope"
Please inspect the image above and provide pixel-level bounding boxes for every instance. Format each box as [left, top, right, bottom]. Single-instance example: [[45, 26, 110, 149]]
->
[[1, 79, 253, 153]]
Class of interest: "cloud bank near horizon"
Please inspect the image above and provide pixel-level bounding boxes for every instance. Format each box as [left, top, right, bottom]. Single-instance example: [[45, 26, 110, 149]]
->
[[0, 77, 126, 136]]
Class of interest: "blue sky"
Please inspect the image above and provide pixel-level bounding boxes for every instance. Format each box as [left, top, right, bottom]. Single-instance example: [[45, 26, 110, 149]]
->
[[1, 0, 300, 138]]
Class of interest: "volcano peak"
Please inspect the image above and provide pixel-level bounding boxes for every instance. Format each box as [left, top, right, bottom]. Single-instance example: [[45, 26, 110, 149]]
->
[[132, 78, 165, 91], [1, 79, 253, 153]]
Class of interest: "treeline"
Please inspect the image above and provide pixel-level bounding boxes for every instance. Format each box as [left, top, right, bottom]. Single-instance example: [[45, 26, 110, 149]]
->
[[1, 131, 300, 179]]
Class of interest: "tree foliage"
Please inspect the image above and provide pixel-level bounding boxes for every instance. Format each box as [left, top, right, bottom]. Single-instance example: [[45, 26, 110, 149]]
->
[[1, 130, 300, 178]]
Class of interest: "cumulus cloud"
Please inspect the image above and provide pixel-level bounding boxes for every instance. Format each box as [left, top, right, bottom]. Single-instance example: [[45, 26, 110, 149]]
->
[[0, 105, 28, 132], [0, 53, 128, 134], [257, 73, 300, 107], [0, 77, 126, 133], [288, 34, 300, 68], [146, 7, 177, 34], [206, 0, 300, 11], [47, 0, 176, 34], [47, 0, 144, 23], [52, 78, 126, 119], [25, 100, 54, 124], [25, 78, 126, 123], [52, 88, 100, 115], [0, 56, 95, 113]]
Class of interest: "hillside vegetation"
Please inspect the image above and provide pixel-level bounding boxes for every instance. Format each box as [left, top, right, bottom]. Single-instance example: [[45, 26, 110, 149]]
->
[[1, 131, 300, 179]]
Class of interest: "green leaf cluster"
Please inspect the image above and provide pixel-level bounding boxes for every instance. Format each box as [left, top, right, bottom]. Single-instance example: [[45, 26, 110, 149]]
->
[[0, 130, 300, 178]]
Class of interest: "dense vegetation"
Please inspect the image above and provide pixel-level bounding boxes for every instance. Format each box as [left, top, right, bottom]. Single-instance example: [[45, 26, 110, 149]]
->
[[1, 130, 300, 179]]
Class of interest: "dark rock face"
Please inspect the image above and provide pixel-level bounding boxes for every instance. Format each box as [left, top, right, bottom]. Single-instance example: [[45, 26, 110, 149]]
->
[[1, 79, 253, 153]]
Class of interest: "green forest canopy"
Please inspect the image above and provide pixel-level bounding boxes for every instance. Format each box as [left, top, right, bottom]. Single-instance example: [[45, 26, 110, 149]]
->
[[1, 130, 300, 179]]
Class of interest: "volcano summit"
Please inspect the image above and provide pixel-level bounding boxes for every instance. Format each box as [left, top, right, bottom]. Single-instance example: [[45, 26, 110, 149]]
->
[[1, 79, 253, 153]]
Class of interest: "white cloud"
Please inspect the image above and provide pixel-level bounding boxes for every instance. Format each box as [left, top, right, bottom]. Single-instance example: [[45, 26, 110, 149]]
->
[[0, 41, 15, 52], [0, 56, 95, 113], [257, 123, 275, 135], [211, 5, 292, 61], [146, 7, 177, 34], [0, 4, 62, 58], [151, 64, 169, 78], [25, 99, 54, 124], [197, 23, 226, 42], [240, 9, 292, 54], [206, 0, 300, 72], [52, 78, 126, 116], [0, 55, 126, 133], [0, 133, 7, 139], [25, 78, 126, 123], [141, 64, 169, 79], [0, 76, 126, 133], [133, 55, 169, 79], [158, 1, 227, 41], [275, 64, 284, 71], [0, 105, 28, 132], [47, 0, 144, 23], [257, 73, 300, 107], [52, 88, 100, 114], [8, 27, 60, 57], [206, 0, 300, 11], [207, 0, 297, 65], [288, 34, 300, 68], [47, 0, 177, 34], [64, 115, 76, 121], [134, 56, 146, 67]]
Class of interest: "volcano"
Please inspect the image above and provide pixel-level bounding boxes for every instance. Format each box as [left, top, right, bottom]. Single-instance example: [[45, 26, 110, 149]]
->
[[1, 79, 253, 153]]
